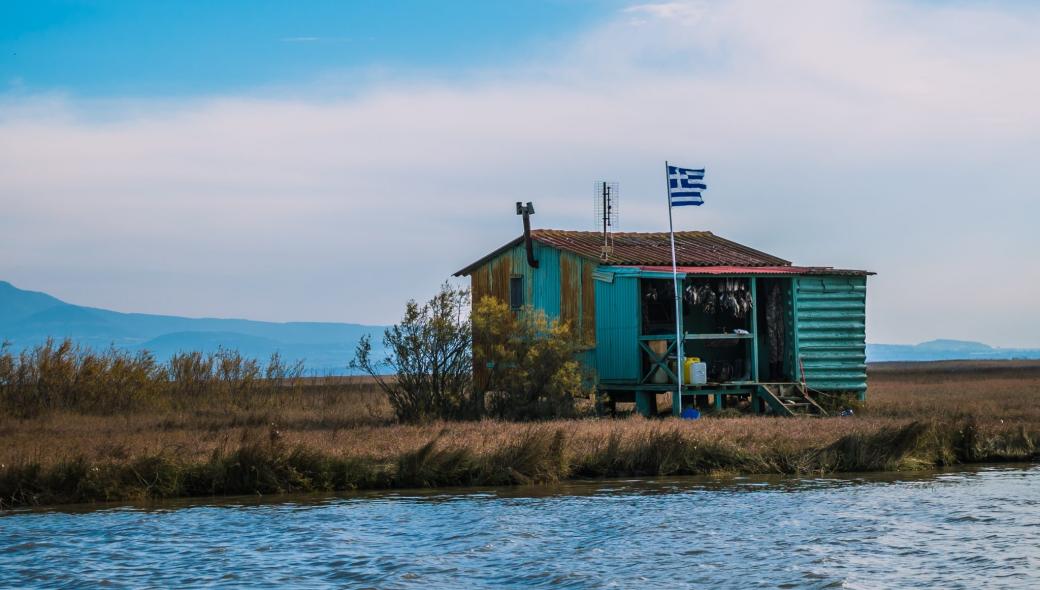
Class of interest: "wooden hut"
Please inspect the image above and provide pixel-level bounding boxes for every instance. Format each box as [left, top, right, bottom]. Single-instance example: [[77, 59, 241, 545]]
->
[[454, 229, 873, 416]]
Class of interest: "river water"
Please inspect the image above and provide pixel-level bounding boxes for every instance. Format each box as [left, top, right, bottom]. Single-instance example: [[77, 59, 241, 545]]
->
[[2, 465, 1038, 589]]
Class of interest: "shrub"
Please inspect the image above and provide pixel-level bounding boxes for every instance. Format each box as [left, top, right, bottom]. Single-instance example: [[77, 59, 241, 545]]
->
[[167, 351, 214, 402], [351, 283, 473, 423], [0, 339, 303, 417], [0, 339, 166, 417], [471, 296, 590, 420]]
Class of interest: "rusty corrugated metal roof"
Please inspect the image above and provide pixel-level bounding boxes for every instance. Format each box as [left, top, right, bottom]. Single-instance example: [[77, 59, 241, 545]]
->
[[454, 230, 792, 276], [535, 230, 789, 267]]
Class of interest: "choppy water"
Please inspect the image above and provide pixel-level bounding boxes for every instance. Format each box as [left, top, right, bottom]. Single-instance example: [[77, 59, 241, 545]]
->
[[2, 465, 1039, 589]]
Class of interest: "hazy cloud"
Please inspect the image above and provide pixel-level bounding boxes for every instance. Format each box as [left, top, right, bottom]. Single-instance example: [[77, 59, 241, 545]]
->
[[1, 0, 1038, 345]]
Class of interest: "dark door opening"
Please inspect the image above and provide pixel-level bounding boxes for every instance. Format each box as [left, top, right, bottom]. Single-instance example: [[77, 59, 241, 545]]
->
[[756, 278, 791, 382]]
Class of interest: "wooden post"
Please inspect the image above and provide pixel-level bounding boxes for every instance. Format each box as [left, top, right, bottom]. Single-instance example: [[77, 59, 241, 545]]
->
[[750, 278, 759, 383], [790, 277, 802, 384]]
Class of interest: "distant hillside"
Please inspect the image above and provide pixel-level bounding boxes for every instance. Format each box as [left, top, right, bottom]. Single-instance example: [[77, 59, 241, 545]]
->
[[867, 339, 1040, 362], [0, 281, 386, 374], [5, 281, 1039, 370]]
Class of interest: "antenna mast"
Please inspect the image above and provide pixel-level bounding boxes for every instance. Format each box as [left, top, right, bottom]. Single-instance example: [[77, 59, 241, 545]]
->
[[594, 181, 619, 261]]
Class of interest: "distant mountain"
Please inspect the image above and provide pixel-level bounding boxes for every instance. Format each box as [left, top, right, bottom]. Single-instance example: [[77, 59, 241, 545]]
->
[[0, 280, 386, 374], [0, 281, 65, 324], [5, 281, 1039, 370], [867, 339, 1040, 362], [914, 339, 993, 352]]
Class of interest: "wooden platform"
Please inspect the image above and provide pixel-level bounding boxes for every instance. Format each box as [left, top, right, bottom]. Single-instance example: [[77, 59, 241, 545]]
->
[[598, 381, 827, 416]]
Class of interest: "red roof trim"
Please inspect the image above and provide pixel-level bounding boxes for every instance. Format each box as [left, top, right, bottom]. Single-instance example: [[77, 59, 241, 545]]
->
[[631, 265, 873, 276]]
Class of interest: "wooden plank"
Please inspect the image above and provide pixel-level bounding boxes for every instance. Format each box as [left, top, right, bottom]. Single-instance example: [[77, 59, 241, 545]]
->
[[471, 265, 490, 303], [750, 279, 759, 383], [639, 339, 678, 384], [686, 333, 754, 340], [791, 278, 802, 384], [581, 260, 596, 345], [491, 254, 512, 303], [757, 385, 794, 416], [559, 254, 578, 333]]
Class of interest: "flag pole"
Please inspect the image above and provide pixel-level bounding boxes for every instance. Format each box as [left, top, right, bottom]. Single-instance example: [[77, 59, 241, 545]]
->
[[665, 161, 684, 417]]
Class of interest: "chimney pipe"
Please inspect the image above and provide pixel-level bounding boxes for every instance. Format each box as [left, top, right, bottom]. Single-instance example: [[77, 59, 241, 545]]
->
[[516, 201, 538, 269]]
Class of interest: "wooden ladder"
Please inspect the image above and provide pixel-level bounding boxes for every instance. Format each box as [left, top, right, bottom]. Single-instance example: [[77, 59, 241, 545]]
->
[[758, 383, 828, 417]]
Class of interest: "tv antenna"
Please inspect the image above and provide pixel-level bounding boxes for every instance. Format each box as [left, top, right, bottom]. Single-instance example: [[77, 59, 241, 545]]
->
[[594, 181, 619, 261]]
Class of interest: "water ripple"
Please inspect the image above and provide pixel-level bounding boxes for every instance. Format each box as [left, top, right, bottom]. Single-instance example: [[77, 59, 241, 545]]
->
[[1, 465, 1039, 588]]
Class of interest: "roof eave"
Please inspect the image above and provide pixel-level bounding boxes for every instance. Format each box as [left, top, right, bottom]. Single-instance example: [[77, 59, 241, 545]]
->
[[452, 235, 525, 276], [452, 229, 820, 275], [627, 265, 874, 276]]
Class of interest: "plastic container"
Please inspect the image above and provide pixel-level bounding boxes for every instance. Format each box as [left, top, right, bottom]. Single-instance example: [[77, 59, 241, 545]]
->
[[684, 357, 708, 384], [681, 407, 701, 420]]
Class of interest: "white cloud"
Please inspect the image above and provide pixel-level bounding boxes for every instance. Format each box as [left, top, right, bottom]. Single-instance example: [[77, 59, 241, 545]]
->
[[623, 2, 706, 24], [1, 0, 1039, 346]]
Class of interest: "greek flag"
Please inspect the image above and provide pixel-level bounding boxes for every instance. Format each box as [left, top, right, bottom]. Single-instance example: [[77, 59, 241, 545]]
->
[[667, 165, 706, 207]]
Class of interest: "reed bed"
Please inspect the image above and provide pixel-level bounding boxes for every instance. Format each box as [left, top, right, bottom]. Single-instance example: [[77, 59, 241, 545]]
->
[[1, 360, 1038, 508]]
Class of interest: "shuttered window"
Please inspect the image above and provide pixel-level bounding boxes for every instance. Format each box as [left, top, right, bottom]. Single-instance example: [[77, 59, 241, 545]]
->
[[509, 276, 524, 309]]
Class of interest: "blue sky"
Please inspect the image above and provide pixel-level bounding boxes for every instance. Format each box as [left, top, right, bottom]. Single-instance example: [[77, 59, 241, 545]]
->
[[1, 1, 1039, 347], [1, 1, 620, 96]]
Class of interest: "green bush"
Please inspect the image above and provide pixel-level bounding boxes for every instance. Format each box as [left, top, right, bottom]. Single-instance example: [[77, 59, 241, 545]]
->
[[472, 296, 590, 420], [351, 283, 474, 423]]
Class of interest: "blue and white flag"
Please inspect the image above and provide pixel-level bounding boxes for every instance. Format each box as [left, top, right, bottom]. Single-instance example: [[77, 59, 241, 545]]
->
[[667, 165, 706, 207]]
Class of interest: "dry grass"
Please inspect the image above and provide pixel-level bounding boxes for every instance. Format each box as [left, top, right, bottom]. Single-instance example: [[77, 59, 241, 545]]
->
[[1, 361, 1038, 508], [866, 361, 1040, 423]]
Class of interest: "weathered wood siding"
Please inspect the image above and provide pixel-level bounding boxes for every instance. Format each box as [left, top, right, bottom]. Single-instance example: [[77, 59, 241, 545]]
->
[[560, 254, 579, 332], [581, 262, 596, 346], [468, 242, 597, 390]]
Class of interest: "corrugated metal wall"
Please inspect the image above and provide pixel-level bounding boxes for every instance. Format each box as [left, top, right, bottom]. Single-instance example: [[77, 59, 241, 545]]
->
[[469, 242, 599, 387], [581, 262, 596, 345], [559, 253, 579, 332], [793, 275, 867, 393], [557, 251, 597, 345], [594, 271, 640, 382], [472, 242, 562, 314], [531, 243, 561, 317]]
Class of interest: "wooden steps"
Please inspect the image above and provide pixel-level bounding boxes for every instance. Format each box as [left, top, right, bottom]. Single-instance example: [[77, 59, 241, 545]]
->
[[758, 383, 827, 417]]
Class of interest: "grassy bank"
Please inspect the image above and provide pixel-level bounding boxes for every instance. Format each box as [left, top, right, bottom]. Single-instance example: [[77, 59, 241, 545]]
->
[[2, 361, 1039, 508]]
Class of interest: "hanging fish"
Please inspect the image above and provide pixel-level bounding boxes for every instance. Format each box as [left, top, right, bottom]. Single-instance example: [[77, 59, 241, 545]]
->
[[684, 283, 699, 305]]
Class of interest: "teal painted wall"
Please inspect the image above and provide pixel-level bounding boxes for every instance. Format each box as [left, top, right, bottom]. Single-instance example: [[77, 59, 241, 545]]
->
[[470, 241, 599, 380], [469, 243, 870, 396], [793, 276, 867, 393], [474, 242, 563, 315], [531, 242, 561, 317], [593, 270, 640, 382]]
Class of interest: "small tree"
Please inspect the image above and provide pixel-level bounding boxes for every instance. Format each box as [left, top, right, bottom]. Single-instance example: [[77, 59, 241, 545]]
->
[[472, 296, 588, 420], [351, 283, 473, 422]]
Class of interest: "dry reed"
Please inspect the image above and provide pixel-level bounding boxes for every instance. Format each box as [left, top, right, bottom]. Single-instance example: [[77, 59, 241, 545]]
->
[[1, 360, 1038, 508]]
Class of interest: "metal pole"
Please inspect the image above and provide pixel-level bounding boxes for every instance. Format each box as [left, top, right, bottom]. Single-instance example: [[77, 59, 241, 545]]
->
[[665, 161, 684, 417]]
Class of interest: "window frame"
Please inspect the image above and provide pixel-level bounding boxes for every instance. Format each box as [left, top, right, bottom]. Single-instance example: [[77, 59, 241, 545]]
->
[[509, 275, 524, 310]]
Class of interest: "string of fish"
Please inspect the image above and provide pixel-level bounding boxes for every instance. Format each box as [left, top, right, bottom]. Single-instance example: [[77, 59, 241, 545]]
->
[[683, 279, 754, 319]]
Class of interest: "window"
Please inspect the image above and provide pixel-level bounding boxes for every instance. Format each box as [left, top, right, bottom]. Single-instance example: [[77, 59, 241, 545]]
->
[[509, 275, 524, 309]]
